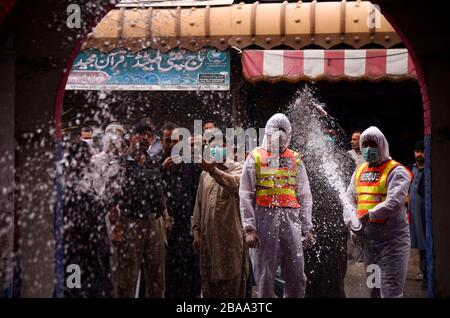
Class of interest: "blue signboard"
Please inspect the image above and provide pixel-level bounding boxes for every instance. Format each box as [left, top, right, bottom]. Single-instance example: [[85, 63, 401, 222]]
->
[[66, 48, 230, 91]]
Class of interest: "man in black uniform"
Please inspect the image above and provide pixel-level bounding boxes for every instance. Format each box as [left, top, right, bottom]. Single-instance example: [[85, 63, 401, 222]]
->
[[112, 122, 170, 298], [160, 122, 202, 298]]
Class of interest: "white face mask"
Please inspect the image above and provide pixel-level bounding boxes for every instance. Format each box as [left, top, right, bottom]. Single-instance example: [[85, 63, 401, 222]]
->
[[81, 138, 93, 146]]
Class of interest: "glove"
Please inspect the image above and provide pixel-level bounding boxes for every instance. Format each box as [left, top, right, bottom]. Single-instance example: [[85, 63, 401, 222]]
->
[[350, 229, 361, 246], [302, 229, 315, 249]]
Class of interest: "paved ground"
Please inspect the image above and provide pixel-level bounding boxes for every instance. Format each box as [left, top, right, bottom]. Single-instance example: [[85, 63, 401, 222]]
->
[[345, 248, 427, 298], [251, 249, 427, 298]]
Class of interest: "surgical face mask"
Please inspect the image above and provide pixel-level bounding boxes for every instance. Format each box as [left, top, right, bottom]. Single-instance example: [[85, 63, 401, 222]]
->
[[362, 146, 379, 163], [204, 128, 217, 135], [81, 138, 93, 146], [209, 147, 227, 163], [324, 134, 336, 146]]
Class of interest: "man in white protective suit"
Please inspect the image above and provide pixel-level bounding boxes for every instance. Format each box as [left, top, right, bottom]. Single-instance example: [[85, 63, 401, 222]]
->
[[239, 113, 314, 298], [345, 126, 413, 298]]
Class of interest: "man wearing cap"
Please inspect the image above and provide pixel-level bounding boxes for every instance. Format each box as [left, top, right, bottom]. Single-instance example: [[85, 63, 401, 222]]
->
[[112, 122, 171, 298]]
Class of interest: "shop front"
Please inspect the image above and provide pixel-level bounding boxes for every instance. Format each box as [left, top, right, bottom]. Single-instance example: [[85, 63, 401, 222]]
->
[[57, 0, 424, 297]]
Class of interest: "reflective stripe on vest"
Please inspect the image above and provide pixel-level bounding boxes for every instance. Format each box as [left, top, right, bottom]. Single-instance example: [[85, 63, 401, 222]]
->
[[354, 159, 401, 223], [253, 147, 301, 208]]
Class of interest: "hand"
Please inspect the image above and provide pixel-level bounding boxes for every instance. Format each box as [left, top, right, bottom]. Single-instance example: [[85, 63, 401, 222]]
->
[[350, 230, 361, 246], [108, 206, 120, 224], [129, 135, 139, 154], [359, 213, 370, 223], [199, 158, 216, 174], [193, 237, 201, 254], [163, 209, 173, 231], [302, 230, 315, 249], [245, 230, 260, 248], [162, 157, 175, 170]]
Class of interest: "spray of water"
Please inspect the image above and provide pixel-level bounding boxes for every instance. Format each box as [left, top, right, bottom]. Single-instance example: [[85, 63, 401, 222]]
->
[[286, 86, 361, 235]]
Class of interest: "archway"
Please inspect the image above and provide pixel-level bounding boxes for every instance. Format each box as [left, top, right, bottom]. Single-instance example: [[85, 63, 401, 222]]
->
[[51, 0, 433, 298]]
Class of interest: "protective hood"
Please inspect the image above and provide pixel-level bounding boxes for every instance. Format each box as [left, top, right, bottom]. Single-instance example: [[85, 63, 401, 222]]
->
[[103, 123, 125, 153], [360, 126, 391, 164], [105, 123, 124, 135], [261, 113, 292, 153]]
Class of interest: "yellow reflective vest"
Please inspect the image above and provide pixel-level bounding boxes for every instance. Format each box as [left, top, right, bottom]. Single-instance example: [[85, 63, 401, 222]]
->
[[354, 159, 412, 224], [252, 147, 302, 208]]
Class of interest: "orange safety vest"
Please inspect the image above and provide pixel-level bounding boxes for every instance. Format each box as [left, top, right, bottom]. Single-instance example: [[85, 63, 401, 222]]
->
[[354, 159, 411, 224], [252, 147, 301, 208]]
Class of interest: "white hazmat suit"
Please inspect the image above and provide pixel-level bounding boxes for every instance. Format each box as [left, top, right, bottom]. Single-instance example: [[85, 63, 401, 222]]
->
[[346, 126, 412, 298], [239, 114, 313, 298]]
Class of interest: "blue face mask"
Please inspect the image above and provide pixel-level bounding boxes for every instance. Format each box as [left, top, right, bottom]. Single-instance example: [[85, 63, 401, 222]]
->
[[324, 134, 336, 146], [209, 147, 227, 163], [362, 147, 379, 163]]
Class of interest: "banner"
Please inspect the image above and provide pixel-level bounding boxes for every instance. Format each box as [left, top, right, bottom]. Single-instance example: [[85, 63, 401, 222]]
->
[[66, 48, 230, 91]]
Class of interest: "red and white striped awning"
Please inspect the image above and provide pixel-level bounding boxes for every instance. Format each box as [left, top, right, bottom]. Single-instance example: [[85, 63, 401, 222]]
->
[[242, 49, 417, 83]]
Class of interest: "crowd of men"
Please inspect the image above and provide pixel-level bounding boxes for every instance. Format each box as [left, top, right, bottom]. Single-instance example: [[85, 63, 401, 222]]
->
[[62, 114, 427, 298]]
